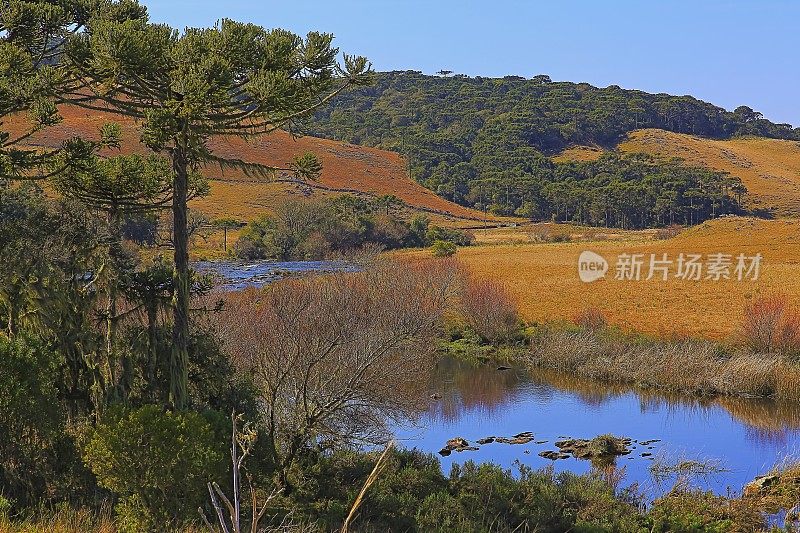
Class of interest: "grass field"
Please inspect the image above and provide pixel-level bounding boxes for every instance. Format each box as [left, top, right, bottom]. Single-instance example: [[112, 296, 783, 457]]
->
[[402, 217, 800, 340], [8, 105, 502, 225], [619, 129, 800, 217]]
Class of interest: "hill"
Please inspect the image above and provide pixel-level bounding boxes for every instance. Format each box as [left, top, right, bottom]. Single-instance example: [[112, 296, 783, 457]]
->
[[309, 71, 799, 216], [399, 217, 800, 339], [6, 105, 498, 225], [619, 129, 800, 217]]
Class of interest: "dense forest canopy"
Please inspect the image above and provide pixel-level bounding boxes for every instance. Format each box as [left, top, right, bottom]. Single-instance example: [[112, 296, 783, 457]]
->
[[310, 71, 795, 225]]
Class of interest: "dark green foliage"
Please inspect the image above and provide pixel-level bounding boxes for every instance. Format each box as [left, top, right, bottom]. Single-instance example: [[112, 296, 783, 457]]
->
[[287, 449, 645, 532], [310, 71, 775, 225], [430, 239, 457, 257], [81, 405, 228, 531], [234, 195, 473, 259], [0, 334, 88, 509]]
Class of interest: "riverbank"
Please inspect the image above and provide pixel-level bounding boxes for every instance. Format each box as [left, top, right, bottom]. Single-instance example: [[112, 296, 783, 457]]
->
[[527, 325, 800, 401]]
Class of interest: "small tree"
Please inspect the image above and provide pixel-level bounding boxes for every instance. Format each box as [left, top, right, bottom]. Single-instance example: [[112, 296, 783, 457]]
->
[[61, 17, 371, 408], [213, 217, 243, 252]]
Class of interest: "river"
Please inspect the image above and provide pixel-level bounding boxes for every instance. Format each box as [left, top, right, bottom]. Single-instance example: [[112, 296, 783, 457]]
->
[[396, 356, 800, 497]]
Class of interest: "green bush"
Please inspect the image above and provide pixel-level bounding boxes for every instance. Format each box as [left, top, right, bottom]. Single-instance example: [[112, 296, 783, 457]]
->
[[82, 405, 227, 531], [0, 334, 80, 509], [431, 239, 457, 257], [285, 449, 644, 532]]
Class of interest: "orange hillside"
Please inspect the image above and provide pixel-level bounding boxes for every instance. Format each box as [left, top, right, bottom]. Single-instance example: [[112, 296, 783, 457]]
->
[[7, 105, 498, 223]]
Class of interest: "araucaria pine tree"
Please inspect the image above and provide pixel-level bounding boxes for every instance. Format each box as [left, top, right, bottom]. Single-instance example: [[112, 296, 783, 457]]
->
[[59, 17, 371, 408]]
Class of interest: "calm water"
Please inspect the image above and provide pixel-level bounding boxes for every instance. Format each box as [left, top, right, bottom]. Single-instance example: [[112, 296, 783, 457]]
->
[[395, 357, 800, 496], [194, 260, 360, 290]]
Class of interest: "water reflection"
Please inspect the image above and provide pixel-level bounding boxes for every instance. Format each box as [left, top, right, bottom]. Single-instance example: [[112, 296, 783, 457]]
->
[[398, 356, 800, 494]]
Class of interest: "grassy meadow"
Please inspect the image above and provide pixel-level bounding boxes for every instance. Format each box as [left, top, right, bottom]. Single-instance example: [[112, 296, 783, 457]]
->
[[399, 217, 800, 340]]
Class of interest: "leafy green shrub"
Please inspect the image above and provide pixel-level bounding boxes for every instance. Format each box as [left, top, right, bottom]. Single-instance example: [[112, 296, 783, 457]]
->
[[646, 490, 762, 532], [425, 225, 474, 246], [82, 405, 227, 531], [0, 334, 79, 509], [431, 239, 457, 257]]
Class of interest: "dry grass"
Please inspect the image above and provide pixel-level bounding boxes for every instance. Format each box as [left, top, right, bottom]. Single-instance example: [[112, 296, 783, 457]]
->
[[398, 217, 800, 339], [6, 105, 504, 226], [531, 327, 800, 400], [472, 222, 654, 245], [620, 128, 800, 217]]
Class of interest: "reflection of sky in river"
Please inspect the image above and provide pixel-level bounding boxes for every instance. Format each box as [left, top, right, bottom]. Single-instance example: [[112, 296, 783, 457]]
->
[[394, 357, 800, 497]]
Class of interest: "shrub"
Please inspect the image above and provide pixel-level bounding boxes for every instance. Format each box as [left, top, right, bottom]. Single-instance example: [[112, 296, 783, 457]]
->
[[741, 293, 800, 355], [215, 258, 460, 485], [654, 224, 682, 240], [460, 277, 521, 344], [431, 239, 457, 257], [425, 225, 474, 246], [0, 334, 80, 509], [82, 405, 227, 531], [528, 225, 571, 243], [573, 307, 607, 330], [647, 490, 762, 532]]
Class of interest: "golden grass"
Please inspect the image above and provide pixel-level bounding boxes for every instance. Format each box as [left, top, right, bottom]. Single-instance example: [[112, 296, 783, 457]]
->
[[620, 129, 800, 217], [7, 105, 505, 226], [471, 222, 654, 245], [398, 217, 800, 339], [531, 328, 800, 400]]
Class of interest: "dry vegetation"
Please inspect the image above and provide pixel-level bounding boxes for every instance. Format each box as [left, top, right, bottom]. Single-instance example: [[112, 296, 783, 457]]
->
[[532, 327, 800, 400], [398, 217, 800, 339], [620, 128, 800, 217], [6, 105, 502, 225], [213, 257, 461, 478]]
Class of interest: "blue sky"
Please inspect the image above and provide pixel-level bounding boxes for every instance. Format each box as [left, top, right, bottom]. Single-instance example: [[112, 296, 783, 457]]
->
[[143, 1, 799, 126]]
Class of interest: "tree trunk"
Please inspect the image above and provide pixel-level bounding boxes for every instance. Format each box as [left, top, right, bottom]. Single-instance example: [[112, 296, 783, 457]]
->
[[170, 143, 190, 409], [105, 208, 120, 393], [146, 300, 159, 400]]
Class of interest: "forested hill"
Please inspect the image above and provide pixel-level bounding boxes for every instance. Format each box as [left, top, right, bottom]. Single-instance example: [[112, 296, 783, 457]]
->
[[308, 71, 797, 226]]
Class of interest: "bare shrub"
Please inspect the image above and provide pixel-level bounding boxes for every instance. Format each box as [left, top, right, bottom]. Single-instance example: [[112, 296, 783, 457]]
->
[[741, 294, 800, 355], [654, 224, 682, 240], [528, 225, 572, 243], [214, 258, 460, 485], [459, 277, 520, 344], [573, 307, 607, 330]]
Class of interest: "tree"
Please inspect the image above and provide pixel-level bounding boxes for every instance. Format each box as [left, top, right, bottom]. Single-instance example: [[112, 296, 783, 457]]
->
[[214, 259, 459, 489], [212, 217, 243, 252], [54, 152, 207, 399], [0, 0, 147, 179], [60, 18, 371, 408]]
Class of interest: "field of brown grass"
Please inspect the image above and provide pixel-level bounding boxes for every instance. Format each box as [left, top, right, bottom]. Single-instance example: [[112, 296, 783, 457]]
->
[[619, 129, 800, 217], [7, 105, 501, 224], [400, 217, 800, 339]]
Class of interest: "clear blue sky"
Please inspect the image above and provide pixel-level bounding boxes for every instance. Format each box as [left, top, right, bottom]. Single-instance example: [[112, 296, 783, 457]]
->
[[143, 1, 799, 126]]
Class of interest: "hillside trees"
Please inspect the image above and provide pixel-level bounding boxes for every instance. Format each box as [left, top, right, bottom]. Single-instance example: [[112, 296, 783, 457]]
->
[[310, 71, 794, 218], [59, 18, 372, 408]]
